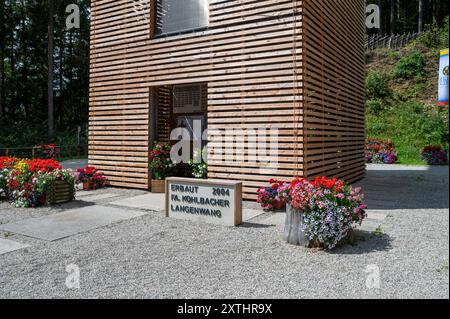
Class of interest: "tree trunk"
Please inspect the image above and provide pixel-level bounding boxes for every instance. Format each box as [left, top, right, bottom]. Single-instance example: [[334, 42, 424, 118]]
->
[[418, 0, 424, 33], [10, 24, 15, 118], [390, 0, 395, 34], [0, 0, 3, 119], [0, 46, 3, 119], [48, 0, 54, 141], [378, 0, 383, 34], [59, 37, 63, 129], [435, 0, 441, 26]]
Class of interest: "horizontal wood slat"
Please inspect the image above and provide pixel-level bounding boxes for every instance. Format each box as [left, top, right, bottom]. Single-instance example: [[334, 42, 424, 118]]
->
[[90, 0, 365, 198]]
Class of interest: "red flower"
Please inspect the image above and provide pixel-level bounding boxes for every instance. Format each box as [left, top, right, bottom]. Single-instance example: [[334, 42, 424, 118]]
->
[[26, 159, 62, 173]]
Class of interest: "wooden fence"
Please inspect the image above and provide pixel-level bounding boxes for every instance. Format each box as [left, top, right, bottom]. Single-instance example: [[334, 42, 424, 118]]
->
[[0, 144, 88, 159], [365, 33, 420, 50]]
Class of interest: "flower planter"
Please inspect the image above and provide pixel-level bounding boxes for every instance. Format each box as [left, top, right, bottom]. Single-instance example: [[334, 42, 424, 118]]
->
[[46, 179, 75, 205], [283, 204, 356, 248], [283, 204, 309, 247], [83, 181, 94, 190], [273, 200, 286, 211], [151, 179, 165, 193]]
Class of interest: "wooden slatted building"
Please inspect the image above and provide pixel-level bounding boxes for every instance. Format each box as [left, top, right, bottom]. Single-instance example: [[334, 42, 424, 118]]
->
[[89, 0, 366, 199]]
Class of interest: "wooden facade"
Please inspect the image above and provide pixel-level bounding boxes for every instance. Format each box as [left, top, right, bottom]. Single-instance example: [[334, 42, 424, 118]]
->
[[89, 0, 366, 199]]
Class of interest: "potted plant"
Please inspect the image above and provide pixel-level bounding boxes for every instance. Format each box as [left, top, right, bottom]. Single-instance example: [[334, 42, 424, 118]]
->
[[282, 177, 367, 249], [149, 143, 174, 193], [76, 166, 107, 190], [257, 179, 288, 211], [42, 169, 76, 205], [188, 159, 208, 179]]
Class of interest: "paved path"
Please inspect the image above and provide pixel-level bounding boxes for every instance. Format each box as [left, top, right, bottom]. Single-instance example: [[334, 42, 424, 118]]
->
[[0, 164, 448, 299]]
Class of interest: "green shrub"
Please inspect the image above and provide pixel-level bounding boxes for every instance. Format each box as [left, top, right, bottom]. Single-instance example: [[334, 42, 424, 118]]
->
[[366, 71, 391, 100], [416, 17, 449, 48], [366, 98, 386, 115], [406, 83, 428, 98], [0, 120, 88, 149], [392, 52, 426, 80]]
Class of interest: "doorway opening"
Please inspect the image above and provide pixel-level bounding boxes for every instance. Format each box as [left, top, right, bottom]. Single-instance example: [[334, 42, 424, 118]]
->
[[150, 83, 208, 164]]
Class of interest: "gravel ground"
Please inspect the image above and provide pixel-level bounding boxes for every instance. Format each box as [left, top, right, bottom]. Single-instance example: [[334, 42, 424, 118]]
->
[[0, 165, 448, 299]]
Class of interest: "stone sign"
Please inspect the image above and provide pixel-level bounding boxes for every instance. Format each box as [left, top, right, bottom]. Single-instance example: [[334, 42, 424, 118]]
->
[[165, 178, 242, 226]]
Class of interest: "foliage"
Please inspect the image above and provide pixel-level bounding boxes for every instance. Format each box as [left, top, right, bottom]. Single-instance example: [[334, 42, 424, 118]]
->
[[366, 71, 391, 100], [0, 168, 9, 199], [0, 0, 90, 139], [189, 160, 208, 179], [366, 98, 386, 115], [149, 143, 175, 180], [365, 139, 398, 164], [288, 177, 367, 250], [256, 180, 288, 211], [367, 102, 449, 164], [420, 145, 449, 165], [0, 120, 89, 152], [392, 51, 426, 80], [416, 17, 450, 48], [36, 144, 61, 159]]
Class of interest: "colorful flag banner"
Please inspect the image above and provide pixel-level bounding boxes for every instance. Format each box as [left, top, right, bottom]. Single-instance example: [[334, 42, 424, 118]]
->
[[438, 49, 449, 107]]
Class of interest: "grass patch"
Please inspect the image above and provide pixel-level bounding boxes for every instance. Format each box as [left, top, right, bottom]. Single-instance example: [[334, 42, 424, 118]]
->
[[366, 101, 449, 165]]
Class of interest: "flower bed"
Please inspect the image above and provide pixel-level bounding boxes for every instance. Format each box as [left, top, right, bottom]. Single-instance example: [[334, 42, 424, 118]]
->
[[0, 156, 75, 207], [420, 145, 449, 165], [365, 139, 397, 164], [257, 179, 288, 211], [75, 166, 107, 190], [37, 143, 61, 159], [258, 177, 367, 249]]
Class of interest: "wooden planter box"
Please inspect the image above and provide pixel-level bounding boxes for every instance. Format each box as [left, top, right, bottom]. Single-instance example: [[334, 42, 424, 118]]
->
[[46, 180, 75, 205], [151, 179, 165, 193]]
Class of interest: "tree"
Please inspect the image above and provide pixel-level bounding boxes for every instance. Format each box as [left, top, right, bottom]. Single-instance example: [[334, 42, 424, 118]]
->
[[0, 0, 4, 118], [418, 0, 424, 32], [48, 0, 54, 140], [390, 0, 396, 34]]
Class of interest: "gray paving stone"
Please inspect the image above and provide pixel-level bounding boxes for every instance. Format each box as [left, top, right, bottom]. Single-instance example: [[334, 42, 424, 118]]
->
[[243, 209, 265, 221], [77, 193, 120, 202], [0, 238, 30, 255], [257, 213, 286, 226], [110, 193, 165, 212], [0, 206, 147, 241]]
